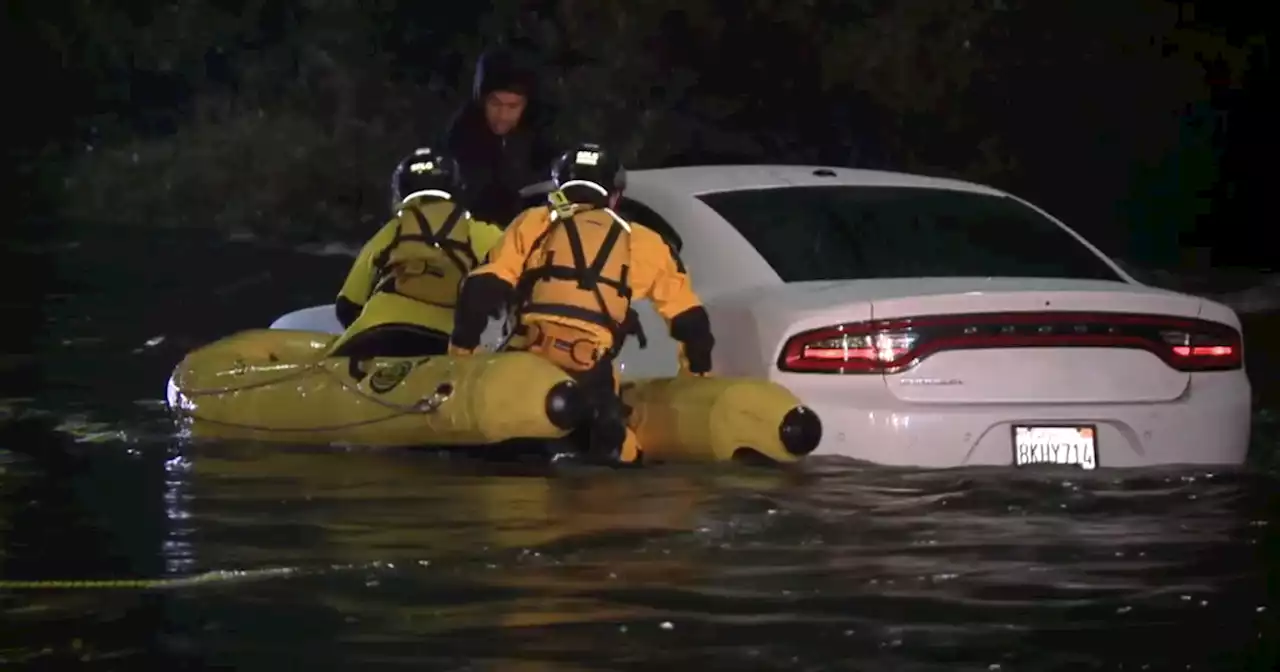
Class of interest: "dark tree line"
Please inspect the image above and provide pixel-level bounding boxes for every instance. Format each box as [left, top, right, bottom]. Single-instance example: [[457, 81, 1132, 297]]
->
[[5, 0, 1273, 269]]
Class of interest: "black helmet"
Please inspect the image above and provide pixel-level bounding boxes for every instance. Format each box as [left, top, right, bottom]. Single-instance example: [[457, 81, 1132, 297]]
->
[[550, 143, 626, 203], [390, 146, 465, 208]]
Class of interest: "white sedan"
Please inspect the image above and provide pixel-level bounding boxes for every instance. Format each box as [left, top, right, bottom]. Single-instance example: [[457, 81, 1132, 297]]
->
[[273, 165, 1251, 469]]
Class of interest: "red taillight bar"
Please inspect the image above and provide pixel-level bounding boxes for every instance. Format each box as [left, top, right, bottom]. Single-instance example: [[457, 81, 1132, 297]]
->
[[776, 312, 1243, 374]]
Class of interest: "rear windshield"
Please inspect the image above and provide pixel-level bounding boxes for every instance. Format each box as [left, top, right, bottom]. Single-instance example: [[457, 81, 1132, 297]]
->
[[696, 186, 1123, 282]]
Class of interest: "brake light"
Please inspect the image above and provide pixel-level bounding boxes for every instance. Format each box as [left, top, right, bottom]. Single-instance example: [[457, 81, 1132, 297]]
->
[[777, 312, 1243, 374], [785, 330, 920, 372], [1160, 329, 1241, 370]]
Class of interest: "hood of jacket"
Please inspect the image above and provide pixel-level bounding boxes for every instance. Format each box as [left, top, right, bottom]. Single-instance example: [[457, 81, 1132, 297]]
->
[[442, 46, 554, 170], [472, 46, 537, 101], [459, 46, 547, 129], [440, 46, 558, 225]]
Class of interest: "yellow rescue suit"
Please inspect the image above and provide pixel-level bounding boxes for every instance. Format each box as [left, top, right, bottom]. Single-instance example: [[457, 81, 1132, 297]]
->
[[330, 197, 502, 356], [449, 195, 714, 462]]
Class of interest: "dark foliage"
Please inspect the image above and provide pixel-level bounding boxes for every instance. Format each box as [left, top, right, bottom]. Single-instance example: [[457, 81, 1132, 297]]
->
[[8, 0, 1273, 268]]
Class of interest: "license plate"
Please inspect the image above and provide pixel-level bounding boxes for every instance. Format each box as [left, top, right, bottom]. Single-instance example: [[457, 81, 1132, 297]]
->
[[1012, 425, 1098, 470]]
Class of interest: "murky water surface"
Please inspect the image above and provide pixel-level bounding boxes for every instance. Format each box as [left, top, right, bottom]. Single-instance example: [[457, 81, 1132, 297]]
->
[[1, 231, 1276, 670]]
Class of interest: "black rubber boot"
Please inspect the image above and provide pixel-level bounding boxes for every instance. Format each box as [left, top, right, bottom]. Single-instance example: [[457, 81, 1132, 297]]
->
[[583, 398, 627, 466]]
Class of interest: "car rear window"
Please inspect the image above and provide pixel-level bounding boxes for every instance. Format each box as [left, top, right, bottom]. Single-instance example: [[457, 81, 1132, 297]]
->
[[696, 186, 1123, 282]]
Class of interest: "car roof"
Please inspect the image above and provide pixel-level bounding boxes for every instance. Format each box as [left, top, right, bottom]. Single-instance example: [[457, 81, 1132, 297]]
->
[[627, 164, 1008, 199]]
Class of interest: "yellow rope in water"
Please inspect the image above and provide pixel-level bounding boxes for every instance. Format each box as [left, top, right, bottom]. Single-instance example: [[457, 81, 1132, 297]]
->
[[0, 567, 298, 590]]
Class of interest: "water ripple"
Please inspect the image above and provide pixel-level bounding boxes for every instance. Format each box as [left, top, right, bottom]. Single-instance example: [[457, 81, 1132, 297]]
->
[[1, 236, 1275, 669]]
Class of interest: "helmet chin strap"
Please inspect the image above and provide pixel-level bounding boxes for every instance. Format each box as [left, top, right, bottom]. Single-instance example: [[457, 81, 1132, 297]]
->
[[398, 189, 470, 218], [400, 189, 454, 203], [602, 207, 632, 233], [556, 180, 609, 195], [548, 181, 630, 232]]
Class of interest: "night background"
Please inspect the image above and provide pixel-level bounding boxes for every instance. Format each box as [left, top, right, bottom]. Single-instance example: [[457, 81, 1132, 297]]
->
[[6, 0, 1275, 270], [1, 0, 1277, 669]]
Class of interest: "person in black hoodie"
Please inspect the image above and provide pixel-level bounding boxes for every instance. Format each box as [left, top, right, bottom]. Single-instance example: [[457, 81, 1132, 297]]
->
[[442, 46, 558, 229]]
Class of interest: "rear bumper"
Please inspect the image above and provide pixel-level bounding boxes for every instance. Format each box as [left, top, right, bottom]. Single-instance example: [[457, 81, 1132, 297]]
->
[[787, 370, 1251, 468]]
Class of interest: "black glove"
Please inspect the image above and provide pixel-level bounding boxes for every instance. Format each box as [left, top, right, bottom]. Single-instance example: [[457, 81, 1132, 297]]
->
[[669, 306, 714, 374]]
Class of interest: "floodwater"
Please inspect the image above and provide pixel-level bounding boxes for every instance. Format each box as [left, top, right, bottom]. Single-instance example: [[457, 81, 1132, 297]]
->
[[2, 229, 1277, 670]]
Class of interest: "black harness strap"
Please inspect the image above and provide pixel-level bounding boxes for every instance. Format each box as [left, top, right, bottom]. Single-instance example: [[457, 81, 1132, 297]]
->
[[525, 214, 632, 330], [367, 204, 479, 310], [524, 216, 631, 292], [560, 219, 592, 287], [508, 209, 643, 351], [586, 221, 624, 286], [509, 211, 634, 348], [410, 204, 476, 276], [372, 203, 476, 292]]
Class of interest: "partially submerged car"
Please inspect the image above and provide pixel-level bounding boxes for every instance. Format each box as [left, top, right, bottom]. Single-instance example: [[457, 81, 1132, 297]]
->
[[274, 165, 1251, 469]]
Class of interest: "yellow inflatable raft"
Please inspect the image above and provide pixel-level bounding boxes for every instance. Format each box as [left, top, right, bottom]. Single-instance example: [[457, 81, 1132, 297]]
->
[[166, 329, 822, 464], [621, 377, 821, 465]]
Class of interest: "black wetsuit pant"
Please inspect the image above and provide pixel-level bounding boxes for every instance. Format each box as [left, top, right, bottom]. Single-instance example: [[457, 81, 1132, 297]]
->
[[564, 357, 629, 463]]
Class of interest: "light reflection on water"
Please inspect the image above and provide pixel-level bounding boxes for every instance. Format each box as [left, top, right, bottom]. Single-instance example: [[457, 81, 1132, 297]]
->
[[162, 451, 196, 576], [0, 232, 1274, 669], [0, 420, 1274, 670]]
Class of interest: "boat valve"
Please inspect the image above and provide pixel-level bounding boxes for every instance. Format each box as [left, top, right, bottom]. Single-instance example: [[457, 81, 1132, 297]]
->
[[414, 383, 454, 412], [544, 380, 587, 430], [778, 406, 823, 456]]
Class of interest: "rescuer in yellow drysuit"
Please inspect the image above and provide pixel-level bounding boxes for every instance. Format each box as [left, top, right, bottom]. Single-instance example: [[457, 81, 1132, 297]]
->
[[329, 147, 504, 358], [448, 142, 716, 464]]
